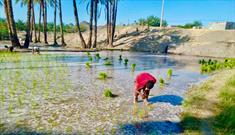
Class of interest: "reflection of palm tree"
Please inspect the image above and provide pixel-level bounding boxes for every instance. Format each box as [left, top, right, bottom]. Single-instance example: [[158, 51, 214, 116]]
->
[[3, 0, 21, 47]]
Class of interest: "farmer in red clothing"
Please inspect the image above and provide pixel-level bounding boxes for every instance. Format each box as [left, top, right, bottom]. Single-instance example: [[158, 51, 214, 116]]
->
[[134, 72, 157, 104]]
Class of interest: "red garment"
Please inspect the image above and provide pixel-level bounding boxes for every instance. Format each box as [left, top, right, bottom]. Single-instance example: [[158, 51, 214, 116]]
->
[[134, 72, 157, 90]]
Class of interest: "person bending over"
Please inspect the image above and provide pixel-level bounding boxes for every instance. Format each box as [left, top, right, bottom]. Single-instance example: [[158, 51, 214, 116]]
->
[[134, 72, 157, 104]]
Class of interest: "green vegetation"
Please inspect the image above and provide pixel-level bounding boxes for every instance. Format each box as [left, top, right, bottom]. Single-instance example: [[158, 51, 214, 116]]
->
[[137, 16, 168, 27], [181, 69, 235, 134], [124, 58, 129, 65], [104, 60, 113, 66], [95, 53, 101, 59], [98, 72, 108, 80], [167, 68, 173, 78], [86, 62, 91, 69], [177, 21, 202, 29], [0, 18, 9, 40], [0, 52, 73, 134], [119, 55, 123, 61], [103, 89, 114, 98], [200, 58, 235, 73], [159, 77, 165, 86], [131, 63, 136, 72]]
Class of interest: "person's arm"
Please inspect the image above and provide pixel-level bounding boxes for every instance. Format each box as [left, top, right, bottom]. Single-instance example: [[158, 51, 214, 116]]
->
[[135, 89, 145, 99]]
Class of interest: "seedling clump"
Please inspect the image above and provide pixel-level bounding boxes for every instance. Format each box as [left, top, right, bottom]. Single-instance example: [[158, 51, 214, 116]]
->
[[86, 52, 91, 56], [119, 55, 123, 61], [124, 58, 129, 65], [98, 72, 108, 80], [159, 77, 165, 86], [200, 58, 235, 73], [131, 63, 136, 72], [88, 55, 93, 61], [86, 62, 91, 69], [103, 89, 114, 97], [95, 53, 101, 59], [104, 60, 113, 66], [167, 68, 173, 78]]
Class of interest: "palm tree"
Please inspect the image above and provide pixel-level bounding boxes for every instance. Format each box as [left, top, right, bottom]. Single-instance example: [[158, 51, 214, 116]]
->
[[92, 0, 98, 48], [53, 0, 58, 45], [107, 0, 118, 47], [37, 0, 42, 42], [73, 0, 86, 48], [87, 0, 94, 49], [3, 0, 21, 47], [58, 0, 66, 46], [23, 0, 32, 48], [40, 0, 48, 44], [32, 0, 37, 42]]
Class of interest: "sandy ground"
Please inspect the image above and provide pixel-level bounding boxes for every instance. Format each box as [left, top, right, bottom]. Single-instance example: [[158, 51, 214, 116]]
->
[[1, 26, 235, 57]]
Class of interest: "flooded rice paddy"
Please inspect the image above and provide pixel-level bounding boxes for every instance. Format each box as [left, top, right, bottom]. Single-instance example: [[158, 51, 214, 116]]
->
[[0, 51, 208, 134]]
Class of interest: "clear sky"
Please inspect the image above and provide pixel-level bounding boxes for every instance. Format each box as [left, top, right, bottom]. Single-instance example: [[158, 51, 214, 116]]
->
[[0, 0, 235, 26]]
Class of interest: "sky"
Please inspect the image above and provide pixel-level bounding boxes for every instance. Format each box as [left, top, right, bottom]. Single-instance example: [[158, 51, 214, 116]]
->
[[0, 0, 235, 26]]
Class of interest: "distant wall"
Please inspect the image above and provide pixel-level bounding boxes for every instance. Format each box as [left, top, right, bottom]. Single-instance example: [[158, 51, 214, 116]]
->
[[207, 22, 235, 30]]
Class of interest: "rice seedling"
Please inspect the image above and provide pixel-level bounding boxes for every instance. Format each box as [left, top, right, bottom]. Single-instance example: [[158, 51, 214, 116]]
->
[[95, 53, 101, 59], [200, 58, 235, 73], [98, 72, 108, 80], [88, 55, 93, 61], [131, 63, 136, 72], [159, 77, 165, 87], [86, 62, 91, 69], [86, 52, 91, 56], [124, 58, 129, 65], [103, 57, 109, 61], [119, 55, 123, 61], [167, 68, 173, 78], [104, 60, 113, 66], [103, 89, 114, 97]]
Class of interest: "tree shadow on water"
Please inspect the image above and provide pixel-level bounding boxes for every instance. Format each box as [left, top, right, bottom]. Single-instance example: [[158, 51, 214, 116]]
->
[[148, 95, 183, 106]]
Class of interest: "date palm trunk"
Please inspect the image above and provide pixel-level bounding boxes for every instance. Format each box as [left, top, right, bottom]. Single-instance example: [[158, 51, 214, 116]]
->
[[38, 3, 42, 42], [92, 0, 98, 48], [106, 1, 109, 44], [32, 1, 37, 43], [24, 0, 32, 48], [87, 0, 94, 49], [73, 0, 86, 48], [53, 0, 58, 45], [58, 0, 66, 46], [41, 0, 48, 44], [4, 0, 21, 47]]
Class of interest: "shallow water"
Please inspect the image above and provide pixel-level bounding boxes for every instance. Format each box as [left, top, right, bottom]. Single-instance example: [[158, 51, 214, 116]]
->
[[0, 51, 208, 134]]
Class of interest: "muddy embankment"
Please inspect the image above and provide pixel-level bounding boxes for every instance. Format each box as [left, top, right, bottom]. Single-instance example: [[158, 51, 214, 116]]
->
[[1, 26, 235, 58]]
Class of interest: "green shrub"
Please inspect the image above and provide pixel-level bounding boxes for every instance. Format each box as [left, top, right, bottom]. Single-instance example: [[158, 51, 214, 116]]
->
[[103, 89, 113, 98], [98, 72, 108, 80]]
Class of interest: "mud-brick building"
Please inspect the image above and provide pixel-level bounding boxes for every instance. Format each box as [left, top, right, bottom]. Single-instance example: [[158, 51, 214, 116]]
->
[[207, 22, 235, 30]]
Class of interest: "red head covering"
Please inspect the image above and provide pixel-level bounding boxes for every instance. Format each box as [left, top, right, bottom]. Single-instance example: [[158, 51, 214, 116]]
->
[[134, 72, 157, 90]]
